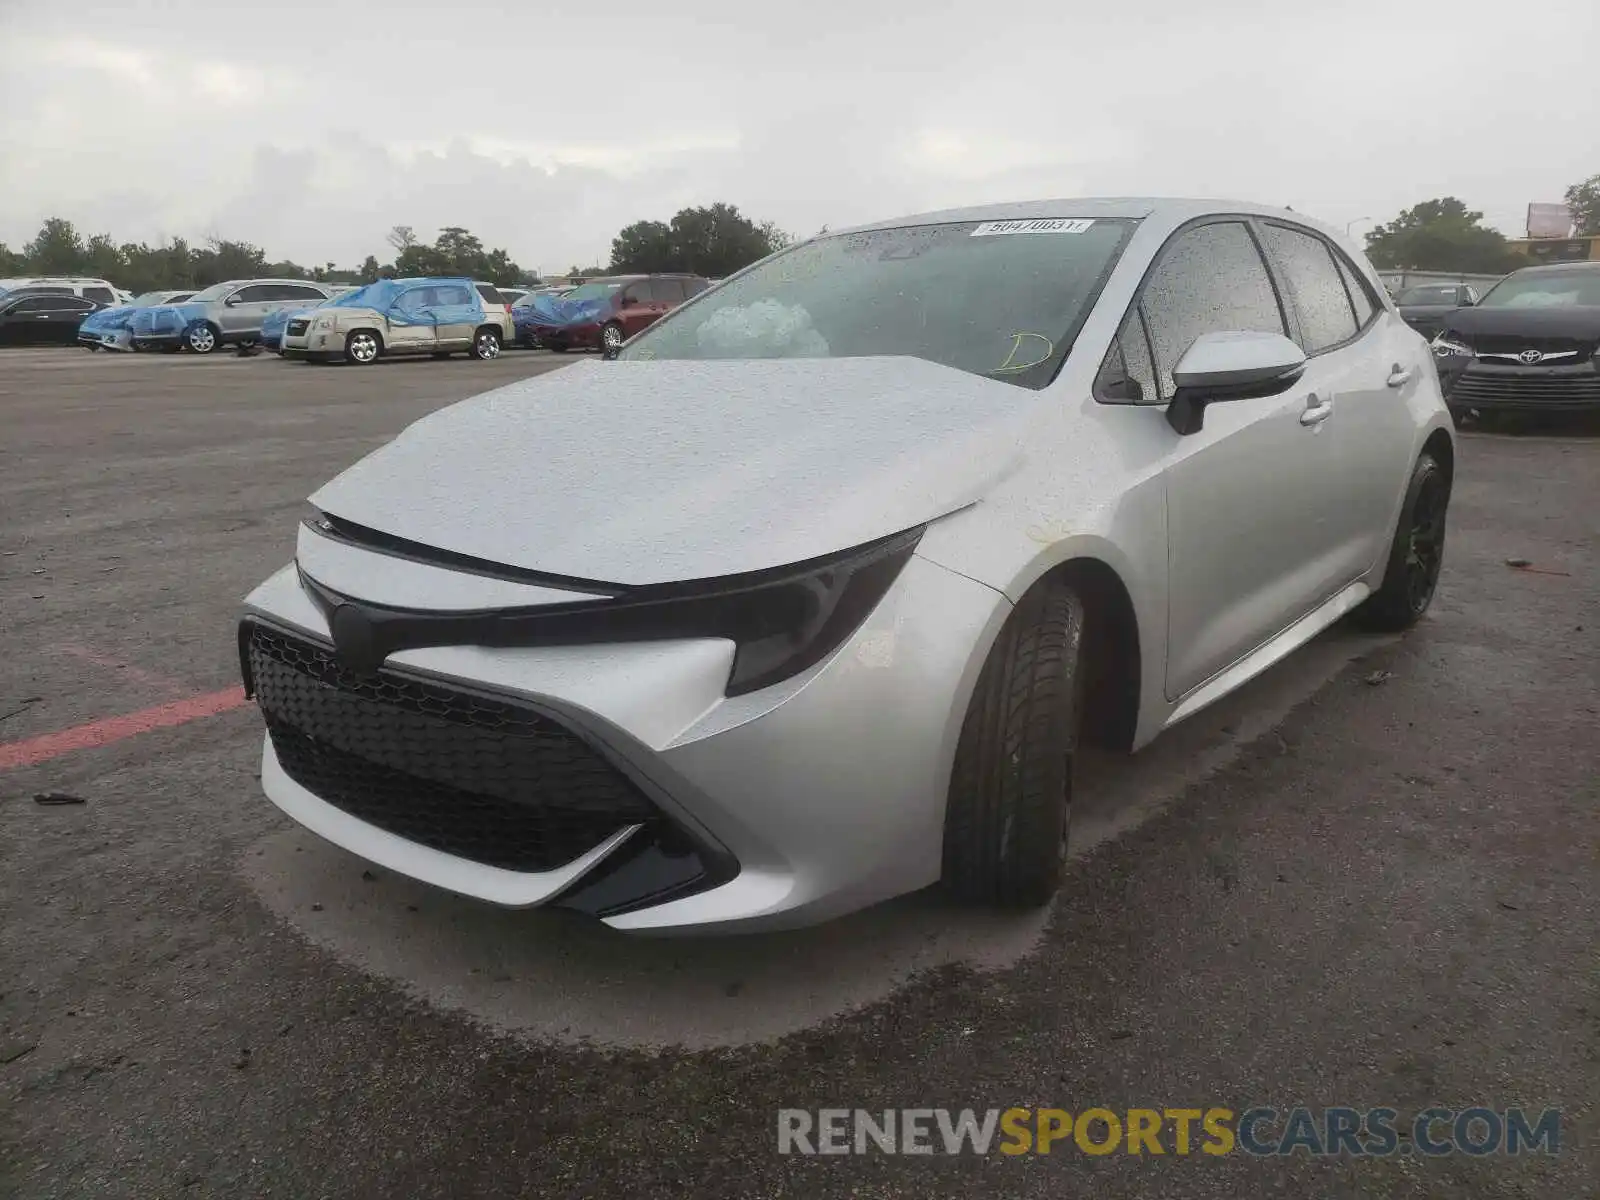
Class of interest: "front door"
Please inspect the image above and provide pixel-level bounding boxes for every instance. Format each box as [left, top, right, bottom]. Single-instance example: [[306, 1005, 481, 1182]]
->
[[387, 285, 441, 354], [1139, 219, 1348, 700], [218, 284, 278, 340]]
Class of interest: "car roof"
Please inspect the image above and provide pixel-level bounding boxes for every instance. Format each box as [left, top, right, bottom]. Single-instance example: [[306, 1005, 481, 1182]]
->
[[831, 196, 1332, 238], [1512, 260, 1600, 275]]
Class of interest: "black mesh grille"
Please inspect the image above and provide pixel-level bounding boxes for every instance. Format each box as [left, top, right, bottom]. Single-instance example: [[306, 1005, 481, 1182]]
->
[[247, 622, 655, 871], [286, 319, 309, 336]]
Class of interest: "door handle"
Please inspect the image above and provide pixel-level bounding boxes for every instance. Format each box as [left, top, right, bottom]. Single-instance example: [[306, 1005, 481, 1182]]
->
[[1300, 393, 1333, 426], [1387, 364, 1413, 388]]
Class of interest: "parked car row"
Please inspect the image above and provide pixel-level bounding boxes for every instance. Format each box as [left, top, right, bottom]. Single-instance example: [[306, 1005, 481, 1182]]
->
[[512, 273, 709, 351]]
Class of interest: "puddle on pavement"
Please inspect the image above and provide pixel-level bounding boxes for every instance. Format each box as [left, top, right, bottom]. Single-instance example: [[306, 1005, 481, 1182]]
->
[[241, 626, 1387, 1050]]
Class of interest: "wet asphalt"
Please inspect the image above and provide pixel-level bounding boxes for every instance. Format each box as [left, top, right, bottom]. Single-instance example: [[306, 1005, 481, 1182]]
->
[[0, 348, 1595, 1199]]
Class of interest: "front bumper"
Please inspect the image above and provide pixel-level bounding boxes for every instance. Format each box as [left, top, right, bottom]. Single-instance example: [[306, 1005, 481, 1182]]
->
[[528, 320, 600, 349], [240, 547, 1008, 933], [1441, 360, 1600, 413]]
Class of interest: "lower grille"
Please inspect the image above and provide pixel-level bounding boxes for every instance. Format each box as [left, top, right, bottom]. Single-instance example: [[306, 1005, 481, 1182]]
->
[[246, 622, 657, 872], [1449, 368, 1600, 409], [286, 319, 309, 336]]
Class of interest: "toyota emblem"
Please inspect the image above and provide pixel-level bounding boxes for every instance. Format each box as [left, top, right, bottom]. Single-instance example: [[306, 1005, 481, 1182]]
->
[[1518, 349, 1544, 364]]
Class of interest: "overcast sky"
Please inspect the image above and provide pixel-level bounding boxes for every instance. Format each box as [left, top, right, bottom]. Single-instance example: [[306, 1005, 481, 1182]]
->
[[2, 0, 1596, 273]]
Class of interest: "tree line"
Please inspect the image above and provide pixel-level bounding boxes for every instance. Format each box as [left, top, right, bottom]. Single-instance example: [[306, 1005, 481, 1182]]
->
[[1363, 172, 1599, 274], [0, 202, 792, 294]]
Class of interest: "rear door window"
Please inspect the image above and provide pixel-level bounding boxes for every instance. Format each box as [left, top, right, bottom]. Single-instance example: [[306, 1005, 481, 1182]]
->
[[1260, 223, 1359, 352], [653, 278, 687, 303], [83, 287, 115, 304]]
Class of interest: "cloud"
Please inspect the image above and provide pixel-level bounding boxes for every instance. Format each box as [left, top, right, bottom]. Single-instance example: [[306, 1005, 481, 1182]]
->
[[1, 0, 1597, 270]]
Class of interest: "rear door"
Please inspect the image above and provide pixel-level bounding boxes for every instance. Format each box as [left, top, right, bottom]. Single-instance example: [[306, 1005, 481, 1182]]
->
[[647, 278, 687, 329], [434, 283, 484, 348]]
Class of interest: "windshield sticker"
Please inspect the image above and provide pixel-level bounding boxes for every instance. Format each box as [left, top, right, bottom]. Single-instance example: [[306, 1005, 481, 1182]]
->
[[993, 332, 1055, 374], [971, 218, 1095, 237]]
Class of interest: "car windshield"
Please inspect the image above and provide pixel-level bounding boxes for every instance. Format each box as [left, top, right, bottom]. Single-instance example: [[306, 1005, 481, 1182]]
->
[[618, 218, 1137, 389], [562, 281, 625, 302], [1478, 271, 1600, 308], [1396, 286, 1460, 305]]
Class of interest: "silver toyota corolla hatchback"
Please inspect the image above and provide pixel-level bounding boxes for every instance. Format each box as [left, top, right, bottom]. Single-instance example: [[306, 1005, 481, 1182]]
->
[[240, 199, 1455, 933]]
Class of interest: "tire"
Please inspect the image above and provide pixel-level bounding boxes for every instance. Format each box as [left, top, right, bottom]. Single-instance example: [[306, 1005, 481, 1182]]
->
[[344, 329, 382, 366], [1351, 451, 1450, 632], [470, 326, 501, 360], [943, 578, 1087, 906], [600, 321, 625, 354], [185, 322, 219, 355]]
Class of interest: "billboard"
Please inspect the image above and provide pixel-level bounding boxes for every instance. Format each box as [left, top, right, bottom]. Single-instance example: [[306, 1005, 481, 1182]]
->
[[1526, 203, 1574, 238]]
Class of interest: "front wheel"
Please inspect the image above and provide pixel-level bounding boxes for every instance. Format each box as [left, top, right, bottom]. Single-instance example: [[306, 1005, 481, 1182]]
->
[[470, 326, 501, 360], [1351, 451, 1450, 631], [185, 322, 219, 354], [943, 578, 1087, 907], [344, 330, 382, 366]]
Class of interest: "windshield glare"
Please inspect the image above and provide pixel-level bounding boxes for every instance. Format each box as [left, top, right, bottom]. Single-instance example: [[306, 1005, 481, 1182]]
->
[[1397, 286, 1459, 305], [617, 218, 1136, 388], [1480, 271, 1600, 308], [131, 292, 169, 306]]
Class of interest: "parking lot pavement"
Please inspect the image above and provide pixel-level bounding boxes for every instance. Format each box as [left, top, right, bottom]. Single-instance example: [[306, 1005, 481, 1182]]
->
[[1, 350, 1596, 1199]]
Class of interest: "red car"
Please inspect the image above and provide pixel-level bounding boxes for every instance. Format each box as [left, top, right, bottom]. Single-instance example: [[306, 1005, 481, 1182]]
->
[[518, 274, 710, 353]]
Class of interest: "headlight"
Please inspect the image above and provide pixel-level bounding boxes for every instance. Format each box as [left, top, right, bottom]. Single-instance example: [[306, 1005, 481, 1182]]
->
[[311, 314, 336, 330], [1430, 332, 1473, 359], [298, 516, 925, 697]]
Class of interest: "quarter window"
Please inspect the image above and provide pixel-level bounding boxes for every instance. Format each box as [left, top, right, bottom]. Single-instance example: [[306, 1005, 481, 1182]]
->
[[1261, 224, 1358, 352], [1095, 311, 1159, 404], [1334, 254, 1378, 328], [1139, 221, 1286, 401]]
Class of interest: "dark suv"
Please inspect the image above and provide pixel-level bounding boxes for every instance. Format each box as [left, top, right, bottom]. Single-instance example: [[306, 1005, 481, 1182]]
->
[[515, 274, 709, 352]]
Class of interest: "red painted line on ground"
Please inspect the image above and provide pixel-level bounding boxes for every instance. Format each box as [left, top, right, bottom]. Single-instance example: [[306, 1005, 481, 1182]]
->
[[55, 644, 192, 697], [0, 687, 250, 771]]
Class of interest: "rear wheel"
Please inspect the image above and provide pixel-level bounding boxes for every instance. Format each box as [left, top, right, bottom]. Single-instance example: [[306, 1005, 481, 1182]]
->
[[344, 330, 382, 366], [600, 321, 625, 353], [1352, 451, 1450, 631], [943, 578, 1087, 906], [470, 326, 501, 360]]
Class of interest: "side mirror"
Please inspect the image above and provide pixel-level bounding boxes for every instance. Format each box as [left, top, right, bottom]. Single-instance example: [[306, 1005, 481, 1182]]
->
[[1165, 330, 1307, 436]]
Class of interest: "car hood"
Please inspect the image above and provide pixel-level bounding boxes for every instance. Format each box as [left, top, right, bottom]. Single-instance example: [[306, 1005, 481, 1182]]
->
[[309, 357, 1034, 586], [1397, 304, 1460, 319], [1441, 304, 1600, 340]]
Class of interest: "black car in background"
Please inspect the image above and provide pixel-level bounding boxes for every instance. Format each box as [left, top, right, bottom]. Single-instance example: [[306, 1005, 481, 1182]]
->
[[1431, 262, 1600, 422], [0, 293, 103, 346], [1394, 282, 1480, 339]]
